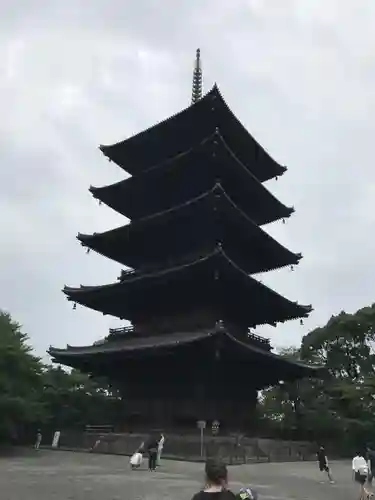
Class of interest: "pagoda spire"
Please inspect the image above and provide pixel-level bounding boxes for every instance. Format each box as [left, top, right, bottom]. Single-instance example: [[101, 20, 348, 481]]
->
[[191, 48, 202, 104]]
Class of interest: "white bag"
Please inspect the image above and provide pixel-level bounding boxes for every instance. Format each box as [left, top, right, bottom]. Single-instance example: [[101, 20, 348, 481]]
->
[[359, 464, 368, 476], [130, 452, 143, 467]]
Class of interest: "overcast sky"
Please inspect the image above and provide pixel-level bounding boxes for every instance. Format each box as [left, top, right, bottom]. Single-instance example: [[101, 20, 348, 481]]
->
[[1, 0, 375, 359]]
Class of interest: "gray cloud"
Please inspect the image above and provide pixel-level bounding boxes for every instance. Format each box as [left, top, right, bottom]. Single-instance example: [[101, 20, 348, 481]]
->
[[1, 0, 375, 358]]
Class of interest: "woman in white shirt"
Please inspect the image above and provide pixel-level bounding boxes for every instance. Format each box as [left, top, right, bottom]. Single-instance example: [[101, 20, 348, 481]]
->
[[352, 452, 372, 499], [157, 433, 165, 467]]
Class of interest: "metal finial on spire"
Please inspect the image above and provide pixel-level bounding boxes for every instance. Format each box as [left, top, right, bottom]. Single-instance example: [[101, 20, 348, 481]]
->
[[191, 48, 202, 104]]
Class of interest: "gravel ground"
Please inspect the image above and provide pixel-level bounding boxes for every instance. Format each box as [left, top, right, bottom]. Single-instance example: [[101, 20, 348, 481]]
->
[[0, 449, 362, 500]]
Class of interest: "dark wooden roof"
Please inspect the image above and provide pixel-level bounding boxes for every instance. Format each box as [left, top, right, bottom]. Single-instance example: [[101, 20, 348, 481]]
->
[[91, 132, 293, 225], [99, 85, 286, 182], [50, 329, 212, 357], [79, 185, 301, 274], [48, 326, 322, 383], [63, 249, 312, 327]]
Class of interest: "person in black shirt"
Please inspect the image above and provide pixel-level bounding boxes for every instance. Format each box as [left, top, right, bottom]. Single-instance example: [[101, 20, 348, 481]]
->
[[191, 459, 236, 500], [317, 445, 334, 483]]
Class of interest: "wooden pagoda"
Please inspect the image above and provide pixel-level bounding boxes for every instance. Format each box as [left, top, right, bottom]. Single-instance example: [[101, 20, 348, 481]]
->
[[49, 50, 320, 432]]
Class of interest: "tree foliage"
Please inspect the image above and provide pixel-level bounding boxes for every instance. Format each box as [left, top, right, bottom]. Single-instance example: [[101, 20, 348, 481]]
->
[[260, 304, 375, 453], [0, 309, 122, 444], [0, 310, 44, 441], [41, 365, 122, 432]]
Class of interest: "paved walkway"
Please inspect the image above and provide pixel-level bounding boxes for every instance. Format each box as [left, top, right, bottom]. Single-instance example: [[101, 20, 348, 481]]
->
[[0, 449, 362, 500]]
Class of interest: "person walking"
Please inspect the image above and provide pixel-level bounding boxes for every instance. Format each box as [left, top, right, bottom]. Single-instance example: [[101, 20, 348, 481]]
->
[[191, 459, 237, 500], [317, 445, 334, 483], [353, 451, 372, 499], [157, 432, 165, 467], [34, 430, 42, 450], [146, 434, 159, 472]]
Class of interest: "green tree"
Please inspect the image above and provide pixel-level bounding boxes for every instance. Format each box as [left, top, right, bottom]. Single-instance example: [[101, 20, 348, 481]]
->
[[301, 305, 375, 379], [260, 304, 375, 452], [259, 347, 332, 440], [41, 365, 122, 431], [0, 310, 45, 442]]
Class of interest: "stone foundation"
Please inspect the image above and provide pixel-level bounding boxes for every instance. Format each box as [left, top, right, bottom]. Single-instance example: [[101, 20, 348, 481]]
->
[[57, 432, 316, 464]]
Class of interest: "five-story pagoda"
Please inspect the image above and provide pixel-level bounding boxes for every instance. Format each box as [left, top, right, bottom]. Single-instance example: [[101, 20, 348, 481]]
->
[[49, 50, 319, 432]]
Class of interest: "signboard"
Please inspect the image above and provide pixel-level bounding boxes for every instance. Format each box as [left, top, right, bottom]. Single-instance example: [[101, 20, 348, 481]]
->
[[197, 420, 206, 430], [52, 430, 61, 448], [212, 420, 220, 435]]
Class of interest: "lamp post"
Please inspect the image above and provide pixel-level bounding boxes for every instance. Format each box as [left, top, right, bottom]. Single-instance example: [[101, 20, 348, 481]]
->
[[197, 420, 206, 457]]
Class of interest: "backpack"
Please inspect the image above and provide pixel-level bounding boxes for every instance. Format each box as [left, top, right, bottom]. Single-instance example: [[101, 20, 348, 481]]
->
[[237, 487, 258, 500]]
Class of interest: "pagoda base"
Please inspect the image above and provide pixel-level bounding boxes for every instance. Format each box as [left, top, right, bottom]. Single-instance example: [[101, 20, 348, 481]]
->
[[56, 431, 317, 463], [118, 394, 258, 434], [50, 325, 321, 437]]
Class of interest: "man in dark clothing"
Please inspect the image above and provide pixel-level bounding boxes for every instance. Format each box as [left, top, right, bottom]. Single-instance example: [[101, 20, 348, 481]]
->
[[146, 435, 159, 472], [317, 446, 334, 483]]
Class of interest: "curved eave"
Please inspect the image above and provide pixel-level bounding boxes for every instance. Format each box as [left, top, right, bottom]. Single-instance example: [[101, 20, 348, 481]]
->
[[90, 182, 294, 227], [62, 248, 312, 323], [62, 251, 220, 295], [91, 132, 294, 225], [99, 84, 286, 182], [212, 85, 287, 180], [78, 185, 302, 273], [224, 331, 322, 375], [48, 328, 322, 382], [49, 329, 213, 358]]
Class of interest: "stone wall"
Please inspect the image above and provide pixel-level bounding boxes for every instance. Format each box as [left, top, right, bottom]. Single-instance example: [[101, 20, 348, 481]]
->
[[57, 431, 316, 464]]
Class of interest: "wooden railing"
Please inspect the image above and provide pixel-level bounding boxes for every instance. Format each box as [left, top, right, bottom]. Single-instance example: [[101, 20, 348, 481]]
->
[[247, 331, 271, 350], [108, 326, 134, 335], [106, 326, 270, 350], [106, 326, 134, 341]]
